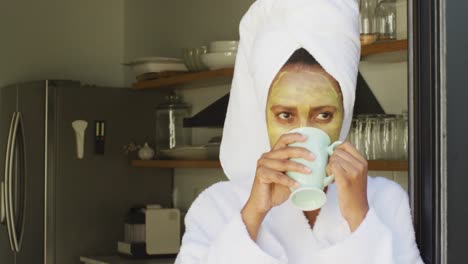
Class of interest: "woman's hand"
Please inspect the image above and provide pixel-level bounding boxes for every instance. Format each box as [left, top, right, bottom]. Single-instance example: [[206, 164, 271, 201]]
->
[[327, 141, 369, 232], [241, 133, 315, 240]]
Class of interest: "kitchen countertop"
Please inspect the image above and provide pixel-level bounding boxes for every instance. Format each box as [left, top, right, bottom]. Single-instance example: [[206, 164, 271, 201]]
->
[[80, 256, 175, 264]]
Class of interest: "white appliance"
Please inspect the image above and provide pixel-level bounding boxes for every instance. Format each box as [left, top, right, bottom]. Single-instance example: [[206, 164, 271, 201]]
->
[[118, 208, 181, 257]]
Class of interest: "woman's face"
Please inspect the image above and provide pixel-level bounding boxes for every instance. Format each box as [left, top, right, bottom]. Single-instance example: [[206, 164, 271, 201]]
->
[[266, 64, 344, 146]]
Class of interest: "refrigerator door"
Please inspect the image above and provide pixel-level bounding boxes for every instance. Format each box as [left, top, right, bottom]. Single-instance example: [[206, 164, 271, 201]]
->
[[14, 82, 45, 264], [0, 85, 17, 264]]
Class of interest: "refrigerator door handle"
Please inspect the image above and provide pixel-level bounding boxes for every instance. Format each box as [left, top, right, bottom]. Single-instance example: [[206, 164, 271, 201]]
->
[[7, 112, 23, 252], [14, 112, 26, 252], [0, 182, 5, 224], [4, 112, 17, 252]]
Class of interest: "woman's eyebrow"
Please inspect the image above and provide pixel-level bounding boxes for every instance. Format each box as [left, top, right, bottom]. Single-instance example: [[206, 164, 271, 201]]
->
[[270, 105, 297, 112], [309, 105, 337, 112]]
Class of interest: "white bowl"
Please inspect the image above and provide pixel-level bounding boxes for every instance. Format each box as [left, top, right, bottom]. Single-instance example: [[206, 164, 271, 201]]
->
[[160, 146, 208, 160], [201, 52, 237, 70], [209, 41, 239, 53]]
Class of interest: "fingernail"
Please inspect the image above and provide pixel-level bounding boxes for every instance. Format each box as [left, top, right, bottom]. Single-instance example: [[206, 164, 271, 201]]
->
[[309, 152, 316, 159], [303, 166, 311, 173]]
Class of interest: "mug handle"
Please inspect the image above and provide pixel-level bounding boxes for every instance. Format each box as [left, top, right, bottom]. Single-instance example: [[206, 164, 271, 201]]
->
[[323, 141, 343, 187]]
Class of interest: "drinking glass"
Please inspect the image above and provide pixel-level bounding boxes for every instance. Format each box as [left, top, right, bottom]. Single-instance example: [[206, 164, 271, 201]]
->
[[348, 119, 360, 153], [365, 117, 382, 160], [376, 0, 397, 40], [401, 112, 408, 160], [360, 0, 379, 45], [381, 116, 396, 159]]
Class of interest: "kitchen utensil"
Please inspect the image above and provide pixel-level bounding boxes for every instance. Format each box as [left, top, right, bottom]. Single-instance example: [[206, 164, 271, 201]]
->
[[286, 127, 342, 211], [201, 52, 237, 70], [72, 120, 88, 159]]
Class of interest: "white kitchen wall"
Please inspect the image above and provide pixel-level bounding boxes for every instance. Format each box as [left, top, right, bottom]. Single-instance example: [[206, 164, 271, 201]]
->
[[0, 0, 125, 88], [124, 0, 409, 211]]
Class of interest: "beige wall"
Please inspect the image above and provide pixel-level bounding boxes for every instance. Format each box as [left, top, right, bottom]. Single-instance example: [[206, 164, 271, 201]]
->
[[0, 0, 125, 88]]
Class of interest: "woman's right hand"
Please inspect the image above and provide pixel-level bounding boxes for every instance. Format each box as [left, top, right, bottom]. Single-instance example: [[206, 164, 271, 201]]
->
[[241, 133, 315, 240]]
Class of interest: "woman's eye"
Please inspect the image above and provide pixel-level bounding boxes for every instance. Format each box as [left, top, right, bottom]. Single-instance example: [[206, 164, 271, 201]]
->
[[278, 112, 293, 120], [316, 112, 333, 120]]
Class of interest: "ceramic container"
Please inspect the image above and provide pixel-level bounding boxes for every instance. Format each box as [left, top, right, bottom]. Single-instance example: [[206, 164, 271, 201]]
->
[[138, 143, 155, 160], [200, 52, 237, 70], [208, 41, 239, 53]]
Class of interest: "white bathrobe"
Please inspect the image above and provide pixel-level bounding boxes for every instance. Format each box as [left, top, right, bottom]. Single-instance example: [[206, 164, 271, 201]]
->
[[176, 177, 424, 264], [176, 0, 424, 263]]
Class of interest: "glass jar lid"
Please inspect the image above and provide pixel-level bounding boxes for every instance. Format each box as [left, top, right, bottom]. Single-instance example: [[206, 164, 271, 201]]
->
[[155, 94, 191, 109]]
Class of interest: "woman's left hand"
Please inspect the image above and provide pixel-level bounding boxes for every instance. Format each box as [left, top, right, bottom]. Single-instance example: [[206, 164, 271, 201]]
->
[[326, 141, 369, 232]]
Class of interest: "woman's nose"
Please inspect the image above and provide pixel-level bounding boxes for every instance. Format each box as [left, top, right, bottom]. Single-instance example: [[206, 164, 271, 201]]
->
[[304, 119, 314, 127]]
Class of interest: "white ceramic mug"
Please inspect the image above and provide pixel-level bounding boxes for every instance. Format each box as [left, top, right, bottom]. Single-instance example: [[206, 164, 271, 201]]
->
[[286, 127, 342, 211]]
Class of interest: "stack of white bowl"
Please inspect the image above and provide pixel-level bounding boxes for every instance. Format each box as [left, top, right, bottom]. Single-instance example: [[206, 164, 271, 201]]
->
[[201, 41, 238, 70]]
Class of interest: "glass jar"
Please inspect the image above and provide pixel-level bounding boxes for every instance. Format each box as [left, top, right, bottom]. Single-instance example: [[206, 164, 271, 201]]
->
[[360, 0, 379, 45], [155, 94, 192, 157], [376, 0, 397, 40]]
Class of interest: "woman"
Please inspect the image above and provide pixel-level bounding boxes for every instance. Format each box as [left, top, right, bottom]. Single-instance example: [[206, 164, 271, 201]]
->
[[176, 0, 424, 263]]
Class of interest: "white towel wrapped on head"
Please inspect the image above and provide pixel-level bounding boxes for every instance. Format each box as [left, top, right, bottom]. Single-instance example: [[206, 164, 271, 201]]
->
[[220, 0, 360, 184]]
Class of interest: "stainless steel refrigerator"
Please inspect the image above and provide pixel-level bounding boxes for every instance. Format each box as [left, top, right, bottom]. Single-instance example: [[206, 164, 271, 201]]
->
[[0, 80, 173, 264]]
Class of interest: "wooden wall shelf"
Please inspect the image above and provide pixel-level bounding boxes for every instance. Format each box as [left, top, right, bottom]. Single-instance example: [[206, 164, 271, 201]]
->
[[133, 68, 234, 90], [361, 39, 408, 57], [131, 159, 408, 171], [132, 159, 222, 169], [133, 40, 407, 90]]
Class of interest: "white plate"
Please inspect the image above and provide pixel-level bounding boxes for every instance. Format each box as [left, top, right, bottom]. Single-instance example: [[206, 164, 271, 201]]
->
[[201, 52, 237, 70], [123, 57, 182, 65], [123, 59, 188, 76], [160, 146, 208, 160]]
